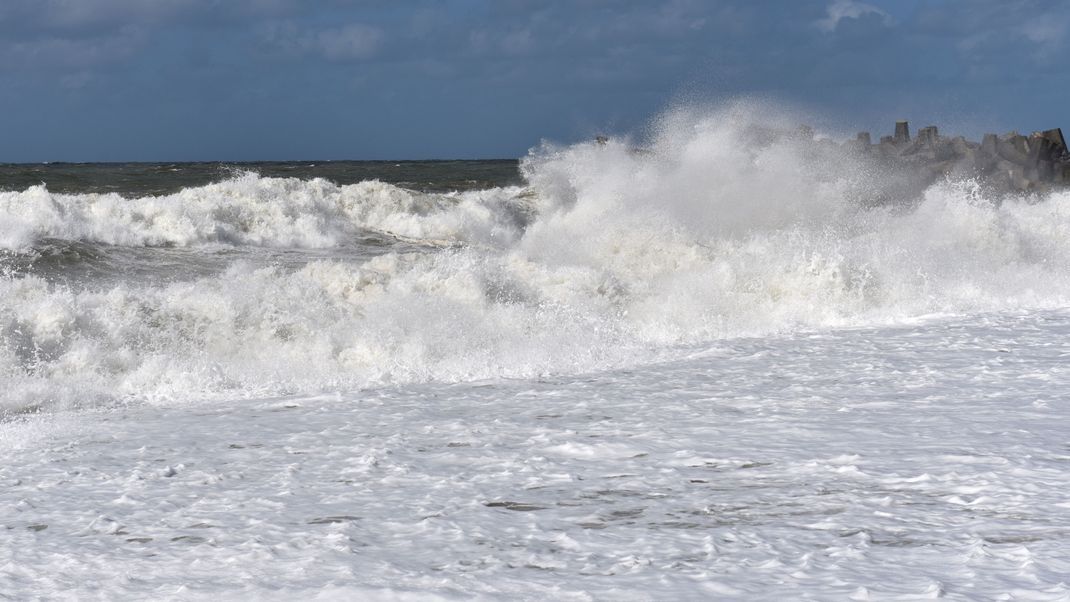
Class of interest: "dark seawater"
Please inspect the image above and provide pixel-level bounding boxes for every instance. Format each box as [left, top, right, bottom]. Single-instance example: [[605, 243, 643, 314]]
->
[[0, 160, 521, 196]]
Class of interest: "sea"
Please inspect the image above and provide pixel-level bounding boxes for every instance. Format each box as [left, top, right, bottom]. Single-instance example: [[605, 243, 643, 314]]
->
[[3, 107, 1070, 599]]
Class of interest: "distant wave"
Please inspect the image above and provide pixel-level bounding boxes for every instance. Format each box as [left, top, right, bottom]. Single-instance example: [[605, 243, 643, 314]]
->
[[5, 103, 1070, 413], [0, 173, 534, 251]]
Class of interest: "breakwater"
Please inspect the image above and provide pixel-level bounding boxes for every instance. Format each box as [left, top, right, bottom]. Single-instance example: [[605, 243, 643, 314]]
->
[[854, 121, 1069, 193]]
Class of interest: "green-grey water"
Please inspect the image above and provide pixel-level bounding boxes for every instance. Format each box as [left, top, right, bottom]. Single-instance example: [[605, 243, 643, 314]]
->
[[0, 160, 521, 196]]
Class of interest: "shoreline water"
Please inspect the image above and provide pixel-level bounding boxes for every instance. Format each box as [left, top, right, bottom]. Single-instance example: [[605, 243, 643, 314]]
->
[[4, 307, 1069, 598], [4, 107, 1070, 597]]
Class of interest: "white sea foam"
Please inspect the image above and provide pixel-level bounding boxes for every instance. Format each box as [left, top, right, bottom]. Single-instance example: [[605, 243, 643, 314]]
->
[[5, 105, 1070, 411], [6, 309, 1070, 598], [0, 174, 531, 251]]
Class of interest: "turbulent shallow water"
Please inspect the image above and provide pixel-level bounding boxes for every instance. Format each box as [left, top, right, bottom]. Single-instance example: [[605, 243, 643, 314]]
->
[[3, 105, 1070, 598], [4, 311, 1070, 599]]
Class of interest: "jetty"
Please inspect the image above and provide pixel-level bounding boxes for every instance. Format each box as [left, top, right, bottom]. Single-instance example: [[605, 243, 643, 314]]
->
[[852, 121, 1070, 193], [596, 120, 1070, 198]]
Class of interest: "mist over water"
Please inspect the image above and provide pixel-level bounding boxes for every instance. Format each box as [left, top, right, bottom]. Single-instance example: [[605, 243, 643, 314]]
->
[[4, 104, 1070, 413]]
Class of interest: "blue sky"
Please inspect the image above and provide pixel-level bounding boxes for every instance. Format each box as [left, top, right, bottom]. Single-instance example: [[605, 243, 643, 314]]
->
[[1, 0, 1067, 161]]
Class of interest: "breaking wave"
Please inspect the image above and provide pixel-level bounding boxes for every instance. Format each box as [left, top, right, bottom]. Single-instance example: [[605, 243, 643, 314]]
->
[[5, 103, 1070, 412], [0, 173, 533, 251]]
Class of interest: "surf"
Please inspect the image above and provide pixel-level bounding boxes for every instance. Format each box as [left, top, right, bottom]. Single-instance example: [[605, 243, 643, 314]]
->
[[4, 103, 1070, 414], [0, 173, 532, 252]]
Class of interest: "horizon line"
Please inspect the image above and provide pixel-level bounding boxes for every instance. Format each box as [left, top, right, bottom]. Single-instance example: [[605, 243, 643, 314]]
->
[[0, 157, 522, 166]]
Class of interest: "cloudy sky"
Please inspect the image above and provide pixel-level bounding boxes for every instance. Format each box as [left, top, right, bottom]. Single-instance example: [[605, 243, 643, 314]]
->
[[1, 0, 1067, 161]]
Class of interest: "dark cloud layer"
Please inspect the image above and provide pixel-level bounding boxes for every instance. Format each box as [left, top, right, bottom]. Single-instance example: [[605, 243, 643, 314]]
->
[[1, 0, 1067, 161]]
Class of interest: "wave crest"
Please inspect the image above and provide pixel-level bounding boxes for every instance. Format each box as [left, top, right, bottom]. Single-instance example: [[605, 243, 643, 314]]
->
[[0, 173, 532, 251]]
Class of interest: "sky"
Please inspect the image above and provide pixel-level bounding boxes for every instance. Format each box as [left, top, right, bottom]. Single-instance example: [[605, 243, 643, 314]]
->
[[1, 0, 1068, 162]]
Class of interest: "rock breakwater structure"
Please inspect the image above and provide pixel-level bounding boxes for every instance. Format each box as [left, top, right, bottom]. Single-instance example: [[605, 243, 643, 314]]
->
[[598, 118, 1070, 205], [856, 121, 1070, 193]]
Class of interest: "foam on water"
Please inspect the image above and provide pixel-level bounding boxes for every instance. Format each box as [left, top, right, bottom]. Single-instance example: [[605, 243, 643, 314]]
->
[[0, 173, 531, 251], [6, 309, 1070, 598], [5, 104, 1070, 412]]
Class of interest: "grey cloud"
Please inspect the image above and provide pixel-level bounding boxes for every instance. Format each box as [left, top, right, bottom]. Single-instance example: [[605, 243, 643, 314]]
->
[[0, 0, 296, 35], [1, 25, 145, 71], [259, 21, 385, 61], [816, 0, 891, 33], [317, 24, 384, 60], [499, 29, 534, 55], [912, 0, 1070, 68], [1018, 12, 1069, 58]]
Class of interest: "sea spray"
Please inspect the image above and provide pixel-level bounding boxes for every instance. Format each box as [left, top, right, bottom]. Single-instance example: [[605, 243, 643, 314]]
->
[[4, 104, 1070, 412]]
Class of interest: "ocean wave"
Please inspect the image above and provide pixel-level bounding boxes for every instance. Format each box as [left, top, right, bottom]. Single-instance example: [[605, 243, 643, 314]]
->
[[0, 173, 534, 251], [5, 104, 1070, 412]]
